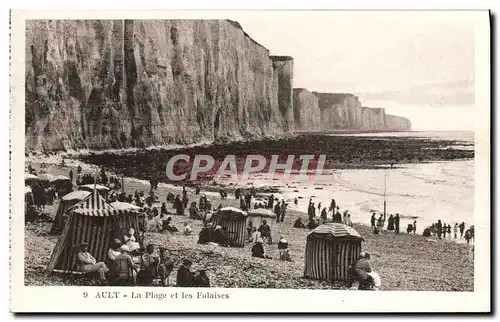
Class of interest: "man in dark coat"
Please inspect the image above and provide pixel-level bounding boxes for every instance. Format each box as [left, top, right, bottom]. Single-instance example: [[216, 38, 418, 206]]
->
[[258, 220, 272, 244], [370, 213, 376, 229], [176, 260, 195, 287], [274, 203, 281, 222], [394, 214, 400, 234]]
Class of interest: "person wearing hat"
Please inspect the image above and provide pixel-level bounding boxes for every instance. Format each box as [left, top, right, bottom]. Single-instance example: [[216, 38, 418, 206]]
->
[[76, 242, 109, 283], [213, 225, 229, 247], [176, 259, 195, 287], [352, 252, 374, 287], [107, 238, 122, 261], [124, 228, 140, 252], [114, 244, 138, 284], [277, 235, 292, 262]]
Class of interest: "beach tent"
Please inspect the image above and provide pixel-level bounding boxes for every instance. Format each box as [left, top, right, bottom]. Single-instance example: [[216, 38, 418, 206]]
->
[[25, 173, 38, 183], [47, 191, 143, 274], [212, 207, 248, 247], [109, 201, 141, 211], [304, 223, 364, 283], [50, 175, 70, 183], [247, 208, 277, 233], [79, 184, 110, 200], [50, 190, 92, 234], [37, 173, 54, 181]]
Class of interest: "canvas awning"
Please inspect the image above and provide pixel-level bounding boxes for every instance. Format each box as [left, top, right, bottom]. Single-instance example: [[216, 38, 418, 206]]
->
[[61, 190, 91, 201], [79, 184, 110, 191], [308, 223, 363, 241], [214, 206, 248, 219], [247, 208, 277, 219]]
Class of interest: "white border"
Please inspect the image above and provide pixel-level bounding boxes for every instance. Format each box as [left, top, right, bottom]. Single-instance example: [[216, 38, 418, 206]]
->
[[9, 8, 491, 313]]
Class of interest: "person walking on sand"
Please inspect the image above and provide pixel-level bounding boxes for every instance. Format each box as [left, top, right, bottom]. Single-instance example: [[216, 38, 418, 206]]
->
[[442, 222, 447, 238], [371, 213, 376, 229], [447, 224, 452, 239], [459, 222, 465, 238], [453, 223, 458, 239], [317, 202, 321, 212], [69, 169, 74, 183], [394, 214, 400, 234], [413, 220, 417, 234], [464, 229, 471, 244]]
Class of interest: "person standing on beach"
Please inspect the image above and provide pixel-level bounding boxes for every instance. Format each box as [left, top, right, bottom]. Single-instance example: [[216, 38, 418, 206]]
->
[[334, 210, 342, 224], [453, 223, 458, 239], [321, 208, 328, 223], [69, 169, 73, 183], [280, 200, 287, 223], [447, 225, 452, 239], [371, 213, 376, 229], [437, 220, 443, 239], [442, 222, 447, 238], [317, 202, 321, 212], [394, 214, 400, 234], [377, 214, 384, 229], [459, 222, 465, 238], [268, 194, 274, 209], [274, 202, 281, 222], [387, 215, 394, 231], [330, 199, 336, 212]]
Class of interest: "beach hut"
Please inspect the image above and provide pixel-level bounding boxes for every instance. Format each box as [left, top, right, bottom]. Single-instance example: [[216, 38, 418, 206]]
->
[[247, 208, 277, 234], [37, 173, 54, 181], [109, 201, 141, 211], [50, 190, 92, 234], [79, 184, 110, 200], [212, 207, 248, 247], [304, 223, 364, 283], [47, 192, 143, 274]]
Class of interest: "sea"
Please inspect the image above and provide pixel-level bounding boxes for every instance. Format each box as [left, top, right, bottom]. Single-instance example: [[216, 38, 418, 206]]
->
[[245, 131, 475, 235]]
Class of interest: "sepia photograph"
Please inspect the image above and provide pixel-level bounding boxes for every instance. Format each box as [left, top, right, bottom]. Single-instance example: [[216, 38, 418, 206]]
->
[[10, 9, 491, 313]]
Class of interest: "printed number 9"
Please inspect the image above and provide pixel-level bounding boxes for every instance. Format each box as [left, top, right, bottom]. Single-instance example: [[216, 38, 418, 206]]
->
[[83, 292, 88, 298]]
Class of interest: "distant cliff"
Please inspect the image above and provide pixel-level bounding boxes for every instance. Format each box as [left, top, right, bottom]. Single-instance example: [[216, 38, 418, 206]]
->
[[25, 20, 293, 151], [293, 91, 411, 132]]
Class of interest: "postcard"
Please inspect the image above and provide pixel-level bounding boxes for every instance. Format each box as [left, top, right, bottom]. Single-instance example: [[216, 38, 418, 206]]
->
[[10, 9, 491, 313]]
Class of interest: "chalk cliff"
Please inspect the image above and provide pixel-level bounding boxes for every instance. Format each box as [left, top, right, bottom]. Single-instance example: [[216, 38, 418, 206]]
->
[[292, 88, 320, 131], [309, 92, 411, 131], [25, 20, 292, 151], [25, 19, 411, 152]]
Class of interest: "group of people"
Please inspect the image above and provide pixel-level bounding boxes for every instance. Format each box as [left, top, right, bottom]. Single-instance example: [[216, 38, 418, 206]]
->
[[422, 221, 474, 243], [370, 213, 401, 234]]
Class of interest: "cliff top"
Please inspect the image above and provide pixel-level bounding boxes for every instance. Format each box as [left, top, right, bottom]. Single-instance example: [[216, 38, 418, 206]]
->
[[270, 55, 294, 62], [226, 19, 269, 53]]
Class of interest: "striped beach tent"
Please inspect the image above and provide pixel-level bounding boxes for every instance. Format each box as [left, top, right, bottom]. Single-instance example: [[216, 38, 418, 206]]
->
[[247, 208, 277, 237], [79, 184, 110, 200], [304, 223, 364, 283], [49, 190, 107, 235], [47, 205, 143, 274], [212, 207, 248, 247]]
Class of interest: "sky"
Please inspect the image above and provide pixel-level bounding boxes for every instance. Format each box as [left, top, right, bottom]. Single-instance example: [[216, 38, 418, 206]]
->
[[233, 11, 477, 131]]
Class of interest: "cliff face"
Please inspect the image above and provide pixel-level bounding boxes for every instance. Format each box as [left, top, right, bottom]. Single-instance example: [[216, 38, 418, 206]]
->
[[25, 20, 292, 151], [292, 88, 320, 131], [384, 114, 412, 131], [271, 56, 294, 131], [310, 92, 411, 131]]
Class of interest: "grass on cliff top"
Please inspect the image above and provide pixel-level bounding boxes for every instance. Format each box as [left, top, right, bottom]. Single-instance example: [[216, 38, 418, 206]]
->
[[24, 162, 474, 291]]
